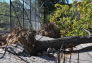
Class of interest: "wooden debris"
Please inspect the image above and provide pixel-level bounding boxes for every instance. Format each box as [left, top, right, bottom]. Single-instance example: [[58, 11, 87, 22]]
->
[[0, 34, 7, 46], [38, 22, 61, 38]]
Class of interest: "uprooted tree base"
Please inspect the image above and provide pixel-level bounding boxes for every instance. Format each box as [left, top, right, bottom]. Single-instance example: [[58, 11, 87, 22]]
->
[[38, 22, 61, 38], [0, 28, 92, 55]]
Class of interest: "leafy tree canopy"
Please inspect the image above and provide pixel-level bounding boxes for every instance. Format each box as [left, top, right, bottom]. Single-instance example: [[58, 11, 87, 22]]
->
[[49, 1, 92, 36]]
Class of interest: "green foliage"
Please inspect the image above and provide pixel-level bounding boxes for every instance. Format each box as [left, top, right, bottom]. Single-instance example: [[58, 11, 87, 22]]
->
[[0, 1, 24, 30], [0, 2, 10, 23], [39, 0, 69, 24], [49, 1, 92, 36]]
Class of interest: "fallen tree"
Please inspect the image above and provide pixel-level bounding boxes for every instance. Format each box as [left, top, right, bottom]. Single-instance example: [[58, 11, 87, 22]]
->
[[0, 28, 92, 55], [35, 36, 92, 50]]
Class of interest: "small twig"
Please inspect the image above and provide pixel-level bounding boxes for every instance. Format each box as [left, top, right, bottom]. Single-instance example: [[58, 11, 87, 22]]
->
[[82, 28, 91, 37], [69, 48, 72, 63], [6, 49, 30, 63], [0, 41, 8, 59], [77, 50, 80, 63], [0, 43, 30, 63], [57, 40, 64, 63], [63, 53, 66, 63]]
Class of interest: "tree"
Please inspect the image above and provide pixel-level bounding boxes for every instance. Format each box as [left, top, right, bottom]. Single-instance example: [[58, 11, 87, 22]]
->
[[0, 2, 10, 23], [49, 1, 92, 36], [38, 0, 69, 24], [0, 2, 10, 31], [1, 28, 92, 55], [0, 0, 25, 30]]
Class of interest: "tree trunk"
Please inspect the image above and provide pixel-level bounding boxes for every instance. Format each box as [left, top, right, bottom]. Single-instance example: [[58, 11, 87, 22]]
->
[[1, 30, 92, 55], [34, 36, 92, 52]]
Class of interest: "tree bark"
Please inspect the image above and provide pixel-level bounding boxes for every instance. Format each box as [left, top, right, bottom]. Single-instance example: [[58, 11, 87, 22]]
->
[[35, 36, 92, 52], [1, 32, 92, 55]]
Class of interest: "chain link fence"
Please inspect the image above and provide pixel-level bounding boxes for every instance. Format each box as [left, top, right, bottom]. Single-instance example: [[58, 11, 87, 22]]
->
[[0, 0, 44, 33]]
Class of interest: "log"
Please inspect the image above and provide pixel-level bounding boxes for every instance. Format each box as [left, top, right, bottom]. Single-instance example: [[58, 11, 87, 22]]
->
[[1, 34, 92, 54], [34, 35, 92, 52], [1, 28, 92, 55]]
